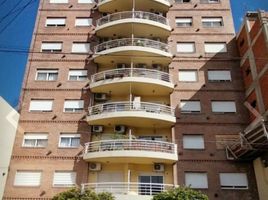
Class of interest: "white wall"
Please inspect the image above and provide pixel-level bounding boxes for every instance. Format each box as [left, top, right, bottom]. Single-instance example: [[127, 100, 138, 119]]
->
[[0, 97, 19, 199]]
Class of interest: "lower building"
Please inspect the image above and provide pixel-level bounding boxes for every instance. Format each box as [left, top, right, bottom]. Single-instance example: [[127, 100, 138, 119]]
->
[[0, 97, 19, 199]]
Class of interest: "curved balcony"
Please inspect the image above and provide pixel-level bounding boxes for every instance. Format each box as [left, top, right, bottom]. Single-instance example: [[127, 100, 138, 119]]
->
[[90, 68, 174, 95], [95, 11, 171, 38], [87, 101, 175, 128], [97, 0, 172, 13], [82, 182, 175, 199], [93, 38, 173, 64], [83, 139, 178, 163]]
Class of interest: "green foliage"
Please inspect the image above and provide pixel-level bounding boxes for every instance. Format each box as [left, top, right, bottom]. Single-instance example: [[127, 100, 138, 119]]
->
[[52, 188, 115, 200], [152, 187, 209, 200]]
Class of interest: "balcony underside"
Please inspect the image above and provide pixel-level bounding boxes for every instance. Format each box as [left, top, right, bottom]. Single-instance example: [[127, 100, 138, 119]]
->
[[96, 21, 171, 39], [93, 48, 173, 64], [90, 78, 174, 96], [87, 112, 175, 128], [98, 0, 171, 13], [83, 150, 177, 164]]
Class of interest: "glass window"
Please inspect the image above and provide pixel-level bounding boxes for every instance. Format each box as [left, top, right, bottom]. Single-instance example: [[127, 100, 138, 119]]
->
[[59, 134, 80, 148]]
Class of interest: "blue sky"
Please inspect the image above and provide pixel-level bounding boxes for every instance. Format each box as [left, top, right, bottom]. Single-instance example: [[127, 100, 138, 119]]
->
[[0, 0, 267, 108]]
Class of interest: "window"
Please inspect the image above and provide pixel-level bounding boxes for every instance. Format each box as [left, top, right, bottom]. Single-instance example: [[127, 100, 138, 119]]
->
[[36, 69, 58, 81], [68, 69, 88, 81], [75, 18, 92, 26], [183, 135, 205, 149], [178, 70, 198, 82], [138, 136, 165, 141], [211, 101, 236, 113], [200, 0, 220, 3], [53, 171, 76, 187], [41, 42, 62, 52], [14, 171, 42, 186], [177, 42, 195, 53], [204, 42, 227, 53], [139, 175, 164, 195], [59, 134, 80, 148], [176, 18, 192, 27], [202, 17, 223, 27], [50, 0, 68, 3], [78, 0, 93, 3], [208, 70, 231, 82], [23, 133, 48, 148], [64, 100, 84, 112], [46, 17, 66, 27], [219, 173, 248, 189], [185, 172, 208, 189], [175, 0, 191, 3], [180, 100, 201, 113], [29, 100, 53, 112], [71, 42, 90, 53]]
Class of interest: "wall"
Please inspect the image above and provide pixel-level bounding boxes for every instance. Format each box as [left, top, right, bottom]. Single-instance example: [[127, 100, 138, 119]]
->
[[0, 97, 19, 199]]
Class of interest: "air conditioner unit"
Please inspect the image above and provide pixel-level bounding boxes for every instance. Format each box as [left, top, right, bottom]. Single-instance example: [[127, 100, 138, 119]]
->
[[94, 93, 107, 101], [114, 125, 126, 134], [92, 125, 104, 133], [154, 163, 164, 172], [89, 163, 101, 171], [117, 63, 127, 69]]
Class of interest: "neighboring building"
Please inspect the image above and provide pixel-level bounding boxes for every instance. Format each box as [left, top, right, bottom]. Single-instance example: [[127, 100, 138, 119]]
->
[[228, 10, 268, 200], [0, 97, 19, 199], [3, 0, 259, 200]]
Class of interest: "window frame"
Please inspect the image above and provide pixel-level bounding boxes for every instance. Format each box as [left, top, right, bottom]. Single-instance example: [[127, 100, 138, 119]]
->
[[45, 17, 66, 27], [175, 17, 193, 27], [183, 135, 205, 150], [207, 69, 231, 82], [63, 100, 84, 113], [58, 134, 81, 148], [180, 100, 201, 113], [14, 170, 42, 187], [53, 171, 77, 187], [29, 99, 54, 112], [185, 172, 208, 189], [178, 69, 198, 82], [211, 101, 237, 114], [176, 42, 196, 53], [68, 69, 88, 81], [35, 69, 59, 81], [219, 173, 248, 190], [41, 42, 63, 53], [202, 17, 223, 28], [204, 42, 227, 53], [22, 133, 48, 148]]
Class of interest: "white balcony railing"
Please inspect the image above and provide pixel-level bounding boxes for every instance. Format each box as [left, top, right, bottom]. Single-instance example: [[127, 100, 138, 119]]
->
[[88, 101, 175, 117], [91, 68, 173, 84], [96, 11, 169, 27], [82, 182, 175, 196], [98, 0, 173, 4], [84, 139, 177, 155], [94, 38, 170, 54]]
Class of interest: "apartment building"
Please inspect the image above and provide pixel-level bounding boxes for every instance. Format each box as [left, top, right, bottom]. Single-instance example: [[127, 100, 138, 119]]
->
[[0, 97, 19, 199], [227, 11, 268, 200], [3, 0, 259, 200]]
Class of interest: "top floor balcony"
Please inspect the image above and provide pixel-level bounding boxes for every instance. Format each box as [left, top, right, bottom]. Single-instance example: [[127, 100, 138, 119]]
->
[[93, 38, 173, 64], [97, 0, 172, 13], [95, 11, 171, 38]]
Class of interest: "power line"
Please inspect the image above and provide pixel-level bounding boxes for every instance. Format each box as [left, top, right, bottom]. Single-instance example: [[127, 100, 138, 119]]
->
[[0, 0, 23, 24], [0, 0, 37, 35], [0, 0, 8, 7]]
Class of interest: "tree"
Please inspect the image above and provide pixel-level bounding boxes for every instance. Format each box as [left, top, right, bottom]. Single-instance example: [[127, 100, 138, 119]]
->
[[152, 187, 209, 200], [52, 188, 115, 200]]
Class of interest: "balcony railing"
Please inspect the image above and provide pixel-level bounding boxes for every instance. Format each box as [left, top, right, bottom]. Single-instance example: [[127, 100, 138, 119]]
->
[[98, 0, 173, 4], [91, 68, 173, 84], [82, 182, 175, 196], [94, 38, 170, 54], [96, 11, 169, 27], [84, 139, 177, 155], [88, 101, 175, 117]]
